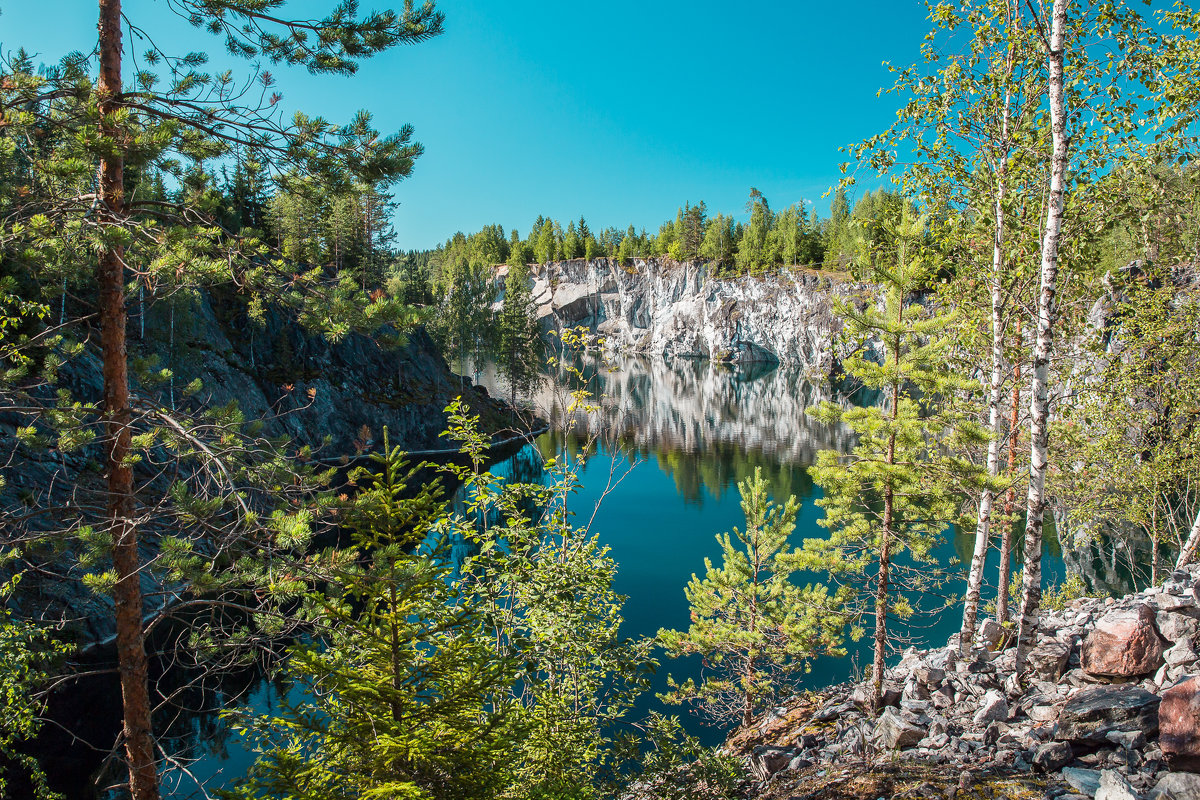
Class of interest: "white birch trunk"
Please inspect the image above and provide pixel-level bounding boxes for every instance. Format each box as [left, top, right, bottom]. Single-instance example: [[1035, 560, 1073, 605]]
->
[[1175, 504, 1200, 571], [1015, 0, 1069, 678], [961, 47, 1015, 651]]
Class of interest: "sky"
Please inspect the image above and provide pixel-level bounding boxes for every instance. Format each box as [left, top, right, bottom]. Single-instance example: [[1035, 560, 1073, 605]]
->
[[0, 0, 935, 250]]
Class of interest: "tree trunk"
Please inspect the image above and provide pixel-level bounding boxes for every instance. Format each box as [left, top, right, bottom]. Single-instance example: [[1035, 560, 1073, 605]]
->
[[874, 330, 901, 713], [1175, 502, 1200, 571], [996, 360, 1021, 624], [97, 1, 159, 798], [1015, 0, 1069, 679], [961, 58, 1014, 651]]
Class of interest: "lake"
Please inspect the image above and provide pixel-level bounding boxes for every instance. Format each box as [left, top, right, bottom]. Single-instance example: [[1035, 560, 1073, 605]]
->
[[106, 355, 1068, 798]]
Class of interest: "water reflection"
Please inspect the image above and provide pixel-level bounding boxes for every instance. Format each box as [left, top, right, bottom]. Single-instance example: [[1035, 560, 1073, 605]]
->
[[478, 356, 853, 503]]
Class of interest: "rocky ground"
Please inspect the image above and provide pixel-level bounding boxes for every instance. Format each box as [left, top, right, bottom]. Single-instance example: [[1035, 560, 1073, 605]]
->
[[726, 565, 1200, 800]]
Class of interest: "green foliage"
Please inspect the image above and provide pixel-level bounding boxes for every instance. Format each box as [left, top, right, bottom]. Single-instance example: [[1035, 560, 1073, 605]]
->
[[602, 713, 744, 800], [659, 468, 846, 727], [806, 209, 983, 700], [1054, 271, 1200, 585], [497, 263, 544, 407], [0, 574, 70, 800], [1043, 574, 1088, 611], [234, 406, 656, 800], [227, 432, 514, 800], [440, 400, 656, 799]]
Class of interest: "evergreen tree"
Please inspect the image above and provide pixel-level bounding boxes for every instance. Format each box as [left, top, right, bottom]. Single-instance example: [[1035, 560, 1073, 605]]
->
[[497, 263, 543, 407], [228, 435, 515, 800], [0, 5, 444, 798], [736, 188, 772, 274], [659, 468, 846, 727], [807, 209, 982, 713], [824, 187, 853, 269]]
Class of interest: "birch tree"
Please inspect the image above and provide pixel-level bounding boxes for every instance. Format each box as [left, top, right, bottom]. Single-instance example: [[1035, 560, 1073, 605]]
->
[[1014, 0, 1069, 675]]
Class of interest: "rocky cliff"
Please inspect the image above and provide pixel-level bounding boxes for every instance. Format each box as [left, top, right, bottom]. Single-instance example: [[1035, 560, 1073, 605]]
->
[[510, 258, 861, 374], [0, 289, 512, 644]]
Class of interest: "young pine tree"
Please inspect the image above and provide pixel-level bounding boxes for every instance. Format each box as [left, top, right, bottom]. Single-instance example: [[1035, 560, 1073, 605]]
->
[[498, 263, 544, 409], [228, 431, 517, 800], [807, 209, 982, 714], [658, 468, 847, 728]]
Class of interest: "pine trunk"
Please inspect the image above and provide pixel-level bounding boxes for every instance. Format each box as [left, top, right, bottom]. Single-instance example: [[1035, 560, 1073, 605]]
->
[[1015, 0, 1069, 678], [961, 67, 1013, 651], [874, 331, 901, 713], [98, 1, 159, 797]]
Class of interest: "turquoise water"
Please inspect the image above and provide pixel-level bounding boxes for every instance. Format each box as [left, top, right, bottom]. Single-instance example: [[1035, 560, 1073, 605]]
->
[[475, 357, 1067, 741], [156, 356, 1066, 795]]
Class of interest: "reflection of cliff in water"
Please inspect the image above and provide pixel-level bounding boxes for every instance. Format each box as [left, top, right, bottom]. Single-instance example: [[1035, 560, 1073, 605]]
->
[[478, 356, 854, 504]]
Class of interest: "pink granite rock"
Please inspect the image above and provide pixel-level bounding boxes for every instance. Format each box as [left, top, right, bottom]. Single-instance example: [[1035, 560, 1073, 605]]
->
[[1082, 603, 1166, 679]]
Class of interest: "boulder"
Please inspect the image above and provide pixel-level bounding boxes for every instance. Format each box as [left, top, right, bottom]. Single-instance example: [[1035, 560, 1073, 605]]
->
[[875, 707, 926, 750], [1083, 604, 1166, 679], [1029, 640, 1073, 682], [1095, 769, 1139, 800], [973, 689, 1009, 725], [1056, 685, 1160, 744], [979, 618, 1007, 650], [1159, 612, 1200, 644], [915, 664, 946, 687], [1166, 642, 1199, 668], [1160, 675, 1200, 771], [1032, 741, 1073, 772], [749, 745, 793, 781], [1150, 771, 1200, 799], [1063, 767, 1102, 796]]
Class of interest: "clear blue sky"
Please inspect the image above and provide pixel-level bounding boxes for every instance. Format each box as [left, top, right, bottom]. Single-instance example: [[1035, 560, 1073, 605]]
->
[[0, 1, 933, 250]]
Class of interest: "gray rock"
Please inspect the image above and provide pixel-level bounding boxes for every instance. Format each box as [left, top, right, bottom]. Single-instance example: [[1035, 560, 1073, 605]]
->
[[915, 665, 946, 686], [1166, 642, 1198, 668], [749, 745, 793, 781], [1031, 704, 1060, 722], [931, 684, 955, 709], [974, 689, 1009, 725], [875, 707, 926, 750], [811, 701, 853, 723], [1158, 612, 1200, 644], [1158, 593, 1197, 613], [1063, 767, 1103, 796], [1149, 772, 1200, 800], [1032, 741, 1073, 772], [1106, 730, 1147, 750], [979, 618, 1007, 650], [1095, 769, 1140, 800], [1030, 640, 1073, 682], [1056, 685, 1161, 744]]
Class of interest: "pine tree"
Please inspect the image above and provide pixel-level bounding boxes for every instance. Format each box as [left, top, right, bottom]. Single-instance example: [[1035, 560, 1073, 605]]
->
[[659, 468, 846, 727], [807, 209, 982, 713], [227, 433, 517, 800], [0, 4, 444, 797], [497, 263, 543, 408]]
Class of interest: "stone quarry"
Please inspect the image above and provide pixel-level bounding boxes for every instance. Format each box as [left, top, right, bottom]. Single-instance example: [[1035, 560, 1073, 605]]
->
[[732, 564, 1200, 800], [506, 258, 860, 373]]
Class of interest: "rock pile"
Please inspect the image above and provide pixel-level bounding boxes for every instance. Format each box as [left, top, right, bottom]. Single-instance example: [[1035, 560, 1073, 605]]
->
[[738, 564, 1200, 800]]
